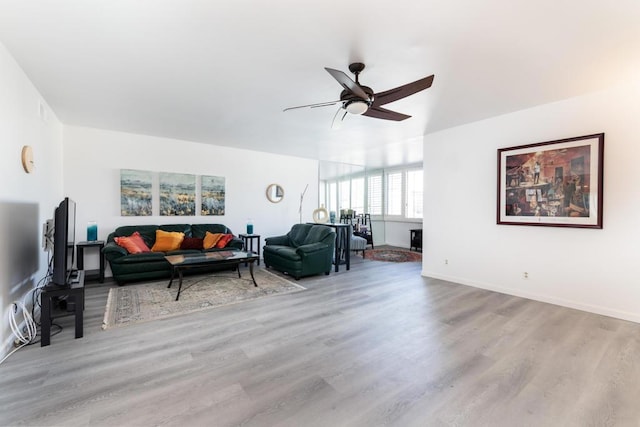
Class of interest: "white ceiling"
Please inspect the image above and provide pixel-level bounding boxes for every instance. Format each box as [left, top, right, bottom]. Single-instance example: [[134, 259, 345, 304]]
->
[[1, 1, 639, 169]]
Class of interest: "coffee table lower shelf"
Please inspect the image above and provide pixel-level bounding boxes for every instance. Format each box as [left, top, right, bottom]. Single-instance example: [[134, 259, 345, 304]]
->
[[165, 251, 259, 301]]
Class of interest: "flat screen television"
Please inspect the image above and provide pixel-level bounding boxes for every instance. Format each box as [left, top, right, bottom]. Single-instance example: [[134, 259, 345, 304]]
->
[[51, 197, 77, 286]]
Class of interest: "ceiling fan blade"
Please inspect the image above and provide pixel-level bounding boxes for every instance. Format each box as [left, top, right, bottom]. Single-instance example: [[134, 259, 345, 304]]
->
[[362, 106, 411, 121], [324, 67, 370, 101], [283, 100, 340, 112], [331, 107, 348, 130], [372, 75, 434, 107]]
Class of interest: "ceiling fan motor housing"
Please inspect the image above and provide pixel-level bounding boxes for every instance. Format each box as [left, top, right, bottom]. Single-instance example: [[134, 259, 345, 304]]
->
[[340, 86, 374, 114]]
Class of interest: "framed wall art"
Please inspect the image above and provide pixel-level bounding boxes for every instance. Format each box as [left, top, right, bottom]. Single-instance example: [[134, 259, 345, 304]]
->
[[159, 172, 196, 216], [120, 169, 153, 216], [201, 175, 225, 216], [497, 133, 604, 228]]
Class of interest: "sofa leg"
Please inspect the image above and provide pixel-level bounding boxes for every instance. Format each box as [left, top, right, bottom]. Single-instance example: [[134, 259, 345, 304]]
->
[[325, 271, 330, 275]]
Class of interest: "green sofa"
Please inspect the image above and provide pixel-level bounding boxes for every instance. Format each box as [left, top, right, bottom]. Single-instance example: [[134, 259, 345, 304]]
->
[[263, 224, 335, 279], [103, 223, 243, 285]]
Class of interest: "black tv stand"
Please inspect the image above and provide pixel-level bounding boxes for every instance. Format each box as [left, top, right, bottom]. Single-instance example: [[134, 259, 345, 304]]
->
[[41, 270, 85, 346], [69, 270, 80, 284]]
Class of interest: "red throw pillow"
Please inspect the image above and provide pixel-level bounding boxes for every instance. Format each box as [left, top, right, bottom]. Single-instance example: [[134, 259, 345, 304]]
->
[[181, 237, 204, 250], [114, 231, 151, 254], [215, 234, 234, 248]]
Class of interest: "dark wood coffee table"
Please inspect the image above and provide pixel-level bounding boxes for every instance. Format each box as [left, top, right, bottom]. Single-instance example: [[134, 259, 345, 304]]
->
[[165, 250, 259, 301]]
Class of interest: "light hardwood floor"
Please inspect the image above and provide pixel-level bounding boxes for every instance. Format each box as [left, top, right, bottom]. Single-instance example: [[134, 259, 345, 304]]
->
[[2, 255, 640, 426]]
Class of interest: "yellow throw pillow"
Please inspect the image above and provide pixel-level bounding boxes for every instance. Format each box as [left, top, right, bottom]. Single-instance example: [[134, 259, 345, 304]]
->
[[151, 230, 185, 252], [203, 231, 224, 249]]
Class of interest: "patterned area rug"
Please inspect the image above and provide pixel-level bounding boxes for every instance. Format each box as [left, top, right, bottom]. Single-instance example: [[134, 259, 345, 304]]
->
[[102, 269, 305, 329], [364, 249, 422, 262]]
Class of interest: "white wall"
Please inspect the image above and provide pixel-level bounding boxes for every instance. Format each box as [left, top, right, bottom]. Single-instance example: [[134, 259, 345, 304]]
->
[[384, 220, 421, 249], [423, 82, 640, 322], [63, 126, 319, 275], [0, 41, 63, 359]]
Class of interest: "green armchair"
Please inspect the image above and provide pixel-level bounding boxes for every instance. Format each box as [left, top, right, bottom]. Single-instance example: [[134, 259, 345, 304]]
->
[[263, 224, 335, 279]]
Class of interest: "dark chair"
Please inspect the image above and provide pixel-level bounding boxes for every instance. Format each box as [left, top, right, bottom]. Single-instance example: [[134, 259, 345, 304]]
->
[[263, 224, 335, 279]]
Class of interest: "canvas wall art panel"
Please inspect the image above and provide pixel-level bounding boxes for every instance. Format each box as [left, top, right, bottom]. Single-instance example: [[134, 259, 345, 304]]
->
[[201, 175, 225, 216], [159, 172, 196, 216], [120, 169, 153, 216]]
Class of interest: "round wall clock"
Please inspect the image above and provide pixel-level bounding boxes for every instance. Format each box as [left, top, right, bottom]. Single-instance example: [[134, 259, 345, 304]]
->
[[21, 145, 34, 173]]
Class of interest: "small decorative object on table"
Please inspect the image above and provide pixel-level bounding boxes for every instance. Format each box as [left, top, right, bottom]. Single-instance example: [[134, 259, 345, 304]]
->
[[312, 205, 329, 223], [246, 218, 254, 235], [87, 221, 98, 241]]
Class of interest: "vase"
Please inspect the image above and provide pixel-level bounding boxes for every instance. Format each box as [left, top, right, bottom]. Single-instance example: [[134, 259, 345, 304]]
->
[[87, 222, 98, 241]]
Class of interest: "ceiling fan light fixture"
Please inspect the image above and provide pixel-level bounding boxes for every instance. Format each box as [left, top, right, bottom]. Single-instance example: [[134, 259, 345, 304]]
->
[[345, 100, 369, 115]]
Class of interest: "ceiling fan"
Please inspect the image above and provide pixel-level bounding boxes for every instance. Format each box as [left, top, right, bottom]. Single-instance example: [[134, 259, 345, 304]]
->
[[283, 62, 434, 127]]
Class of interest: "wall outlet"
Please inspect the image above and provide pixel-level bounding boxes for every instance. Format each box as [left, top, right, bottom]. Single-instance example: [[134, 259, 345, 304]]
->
[[523, 272, 529, 279]]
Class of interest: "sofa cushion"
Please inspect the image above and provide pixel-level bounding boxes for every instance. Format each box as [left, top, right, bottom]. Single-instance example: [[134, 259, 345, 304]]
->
[[303, 225, 334, 246], [264, 245, 302, 262], [286, 224, 314, 248], [114, 231, 151, 254], [159, 224, 192, 237], [151, 230, 185, 252], [110, 252, 167, 264], [191, 224, 231, 239], [166, 249, 202, 256]]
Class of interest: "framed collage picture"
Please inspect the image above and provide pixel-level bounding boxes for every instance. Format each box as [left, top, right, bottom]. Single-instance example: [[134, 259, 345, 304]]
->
[[497, 133, 604, 228]]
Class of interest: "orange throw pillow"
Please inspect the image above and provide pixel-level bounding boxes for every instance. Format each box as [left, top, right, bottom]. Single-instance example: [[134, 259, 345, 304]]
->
[[114, 231, 151, 254], [203, 231, 224, 249], [215, 234, 234, 248], [151, 230, 185, 252]]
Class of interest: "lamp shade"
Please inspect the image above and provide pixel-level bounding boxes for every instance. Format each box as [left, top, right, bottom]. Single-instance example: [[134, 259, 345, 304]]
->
[[345, 100, 369, 115]]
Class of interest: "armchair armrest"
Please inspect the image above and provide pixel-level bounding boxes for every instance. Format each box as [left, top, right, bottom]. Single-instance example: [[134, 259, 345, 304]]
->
[[296, 242, 330, 257], [265, 235, 290, 246]]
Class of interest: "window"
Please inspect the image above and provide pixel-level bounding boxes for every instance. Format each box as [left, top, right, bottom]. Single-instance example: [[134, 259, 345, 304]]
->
[[367, 174, 382, 215], [320, 166, 421, 220], [386, 171, 403, 216], [339, 180, 350, 213], [406, 169, 423, 219], [351, 177, 364, 215], [319, 180, 326, 209], [327, 182, 337, 214]]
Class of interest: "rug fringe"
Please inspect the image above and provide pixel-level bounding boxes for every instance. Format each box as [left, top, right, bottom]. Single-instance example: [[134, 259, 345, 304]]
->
[[260, 268, 306, 290], [102, 288, 115, 330]]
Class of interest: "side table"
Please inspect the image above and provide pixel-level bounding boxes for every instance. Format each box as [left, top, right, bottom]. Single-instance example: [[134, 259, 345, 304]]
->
[[41, 271, 85, 346], [410, 229, 423, 252], [76, 240, 105, 282], [239, 234, 261, 265], [309, 223, 350, 272]]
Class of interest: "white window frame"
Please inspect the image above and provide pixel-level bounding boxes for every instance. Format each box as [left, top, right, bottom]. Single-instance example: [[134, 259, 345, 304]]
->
[[319, 165, 422, 222], [405, 168, 423, 220], [385, 169, 404, 218]]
